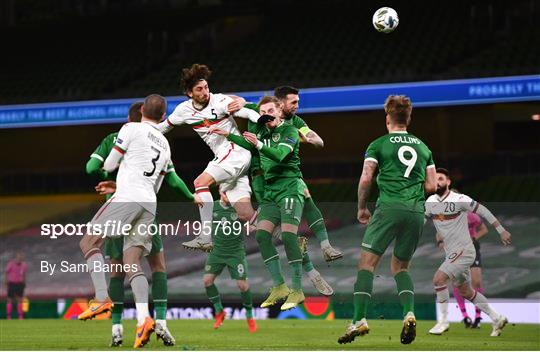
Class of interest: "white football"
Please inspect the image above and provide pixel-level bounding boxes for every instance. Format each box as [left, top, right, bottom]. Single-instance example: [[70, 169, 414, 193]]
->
[[372, 7, 399, 33]]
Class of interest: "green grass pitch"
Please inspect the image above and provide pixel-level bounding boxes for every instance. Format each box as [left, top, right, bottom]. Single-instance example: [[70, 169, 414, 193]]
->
[[0, 319, 539, 350]]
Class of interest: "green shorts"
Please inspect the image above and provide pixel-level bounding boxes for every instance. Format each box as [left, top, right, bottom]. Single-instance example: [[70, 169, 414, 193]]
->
[[257, 177, 306, 226], [204, 251, 248, 280], [361, 206, 424, 261], [105, 231, 163, 260]]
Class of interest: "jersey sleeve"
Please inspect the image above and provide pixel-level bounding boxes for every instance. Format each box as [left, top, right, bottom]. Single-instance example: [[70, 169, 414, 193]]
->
[[456, 194, 478, 212], [364, 139, 380, 164], [165, 104, 189, 127], [426, 149, 435, 169], [291, 115, 311, 136], [90, 133, 115, 162], [247, 121, 262, 134], [114, 123, 133, 154], [213, 94, 234, 116]]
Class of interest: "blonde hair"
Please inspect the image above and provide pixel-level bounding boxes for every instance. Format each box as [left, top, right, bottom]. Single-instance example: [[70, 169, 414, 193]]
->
[[384, 95, 412, 125]]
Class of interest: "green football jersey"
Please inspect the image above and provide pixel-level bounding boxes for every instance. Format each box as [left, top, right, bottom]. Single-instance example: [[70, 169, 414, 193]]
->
[[212, 201, 245, 253], [364, 131, 434, 211], [90, 132, 117, 163], [252, 121, 302, 181]]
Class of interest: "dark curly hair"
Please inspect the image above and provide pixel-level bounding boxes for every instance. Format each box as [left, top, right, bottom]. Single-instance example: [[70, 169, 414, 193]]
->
[[180, 64, 212, 95]]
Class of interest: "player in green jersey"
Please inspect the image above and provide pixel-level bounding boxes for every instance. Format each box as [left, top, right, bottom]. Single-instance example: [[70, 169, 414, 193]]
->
[[209, 96, 306, 310], [242, 102, 334, 296], [86, 101, 200, 347], [338, 95, 437, 345], [203, 192, 257, 333]]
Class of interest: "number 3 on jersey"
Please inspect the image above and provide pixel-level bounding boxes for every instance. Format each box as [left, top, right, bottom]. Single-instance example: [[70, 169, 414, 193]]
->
[[398, 146, 417, 178], [144, 146, 161, 177]]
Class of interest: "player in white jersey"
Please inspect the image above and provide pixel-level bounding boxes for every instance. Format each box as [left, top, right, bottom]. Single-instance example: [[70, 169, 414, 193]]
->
[[158, 64, 270, 252], [425, 168, 512, 337], [78, 94, 172, 348]]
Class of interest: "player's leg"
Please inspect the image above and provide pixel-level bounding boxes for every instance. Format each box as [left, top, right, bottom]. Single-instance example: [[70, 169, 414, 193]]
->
[[147, 241, 175, 346], [299, 236, 333, 296], [429, 269, 451, 335], [392, 210, 424, 344], [302, 185, 342, 261], [471, 240, 484, 328], [183, 171, 216, 251], [228, 256, 257, 333], [5, 293, 12, 320], [203, 271, 226, 329], [225, 176, 256, 224], [456, 271, 507, 337], [15, 288, 24, 320], [105, 237, 126, 346], [452, 284, 472, 327]]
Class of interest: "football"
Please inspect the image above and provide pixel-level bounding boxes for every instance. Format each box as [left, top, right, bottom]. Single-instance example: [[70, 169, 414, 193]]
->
[[372, 7, 399, 33]]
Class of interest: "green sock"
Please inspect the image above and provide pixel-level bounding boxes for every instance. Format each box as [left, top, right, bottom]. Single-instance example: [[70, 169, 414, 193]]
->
[[109, 277, 124, 325], [240, 289, 254, 319], [282, 232, 303, 290], [304, 197, 329, 243], [302, 251, 315, 273], [205, 284, 223, 313], [256, 229, 285, 286], [353, 270, 374, 323], [394, 271, 414, 317], [152, 272, 168, 320]]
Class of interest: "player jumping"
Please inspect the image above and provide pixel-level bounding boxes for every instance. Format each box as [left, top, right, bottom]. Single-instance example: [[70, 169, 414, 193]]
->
[[210, 96, 307, 310], [203, 192, 257, 333], [426, 168, 511, 337], [158, 64, 268, 252], [79, 94, 173, 348], [338, 95, 437, 345]]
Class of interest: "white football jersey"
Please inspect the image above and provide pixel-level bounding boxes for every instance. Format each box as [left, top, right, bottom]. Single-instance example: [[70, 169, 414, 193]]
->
[[425, 191, 479, 253], [163, 93, 242, 157], [112, 121, 172, 214]]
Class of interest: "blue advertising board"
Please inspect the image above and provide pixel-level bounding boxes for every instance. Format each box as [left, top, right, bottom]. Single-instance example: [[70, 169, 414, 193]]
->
[[0, 75, 538, 128]]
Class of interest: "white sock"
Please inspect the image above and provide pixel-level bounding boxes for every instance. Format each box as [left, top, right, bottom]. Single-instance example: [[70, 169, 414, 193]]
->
[[470, 290, 500, 322], [86, 250, 108, 301], [320, 240, 330, 249], [130, 273, 150, 326], [435, 285, 449, 323], [156, 319, 166, 327], [196, 189, 214, 241], [307, 268, 320, 280], [112, 324, 123, 335]]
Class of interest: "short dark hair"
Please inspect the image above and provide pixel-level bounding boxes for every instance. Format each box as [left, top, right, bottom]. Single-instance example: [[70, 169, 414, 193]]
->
[[274, 86, 299, 100], [128, 102, 143, 122], [180, 64, 211, 94], [436, 168, 450, 177], [143, 94, 167, 121], [384, 95, 412, 125]]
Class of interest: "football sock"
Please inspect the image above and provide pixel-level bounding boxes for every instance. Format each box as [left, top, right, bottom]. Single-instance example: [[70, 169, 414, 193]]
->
[[282, 231, 303, 290], [256, 230, 285, 286], [205, 284, 223, 313], [435, 285, 449, 323], [152, 272, 168, 321], [353, 270, 374, 323], [302, 251, 315, 273], [475, 287, 484, 319], [130, 273, 150, 326], [6, 302, 12, 319], [240, 289, 254, 319], [195, 188, 214, 241], [109, 277, 124, 325], [453, 286, 469, 318], [85, 249, 108, 301], [395, 271, 415, 317], [304, 197, 329, 245], [469, 290, 500, 321]]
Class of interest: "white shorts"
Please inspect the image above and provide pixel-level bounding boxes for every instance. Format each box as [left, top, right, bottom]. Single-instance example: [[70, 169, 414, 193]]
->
[[90, 199, 154, 256], [439, 247, 476, 285], [206, 144, 251, 203]]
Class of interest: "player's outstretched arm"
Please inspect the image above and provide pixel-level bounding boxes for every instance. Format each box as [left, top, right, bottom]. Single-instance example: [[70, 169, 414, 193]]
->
[[233, 107, 261, 123], [300, 129, 324, 148], [164, 171, 195, 201], [424, 166, 437, 194], [474, 203, 512, 245], [103, 148, 123, 173], [357, 159, 377, 224], [85, 157, 108, 179]]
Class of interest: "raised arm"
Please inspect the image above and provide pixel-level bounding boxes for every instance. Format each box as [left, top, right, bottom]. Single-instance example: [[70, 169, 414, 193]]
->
[[473, 203, 511, 245]]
